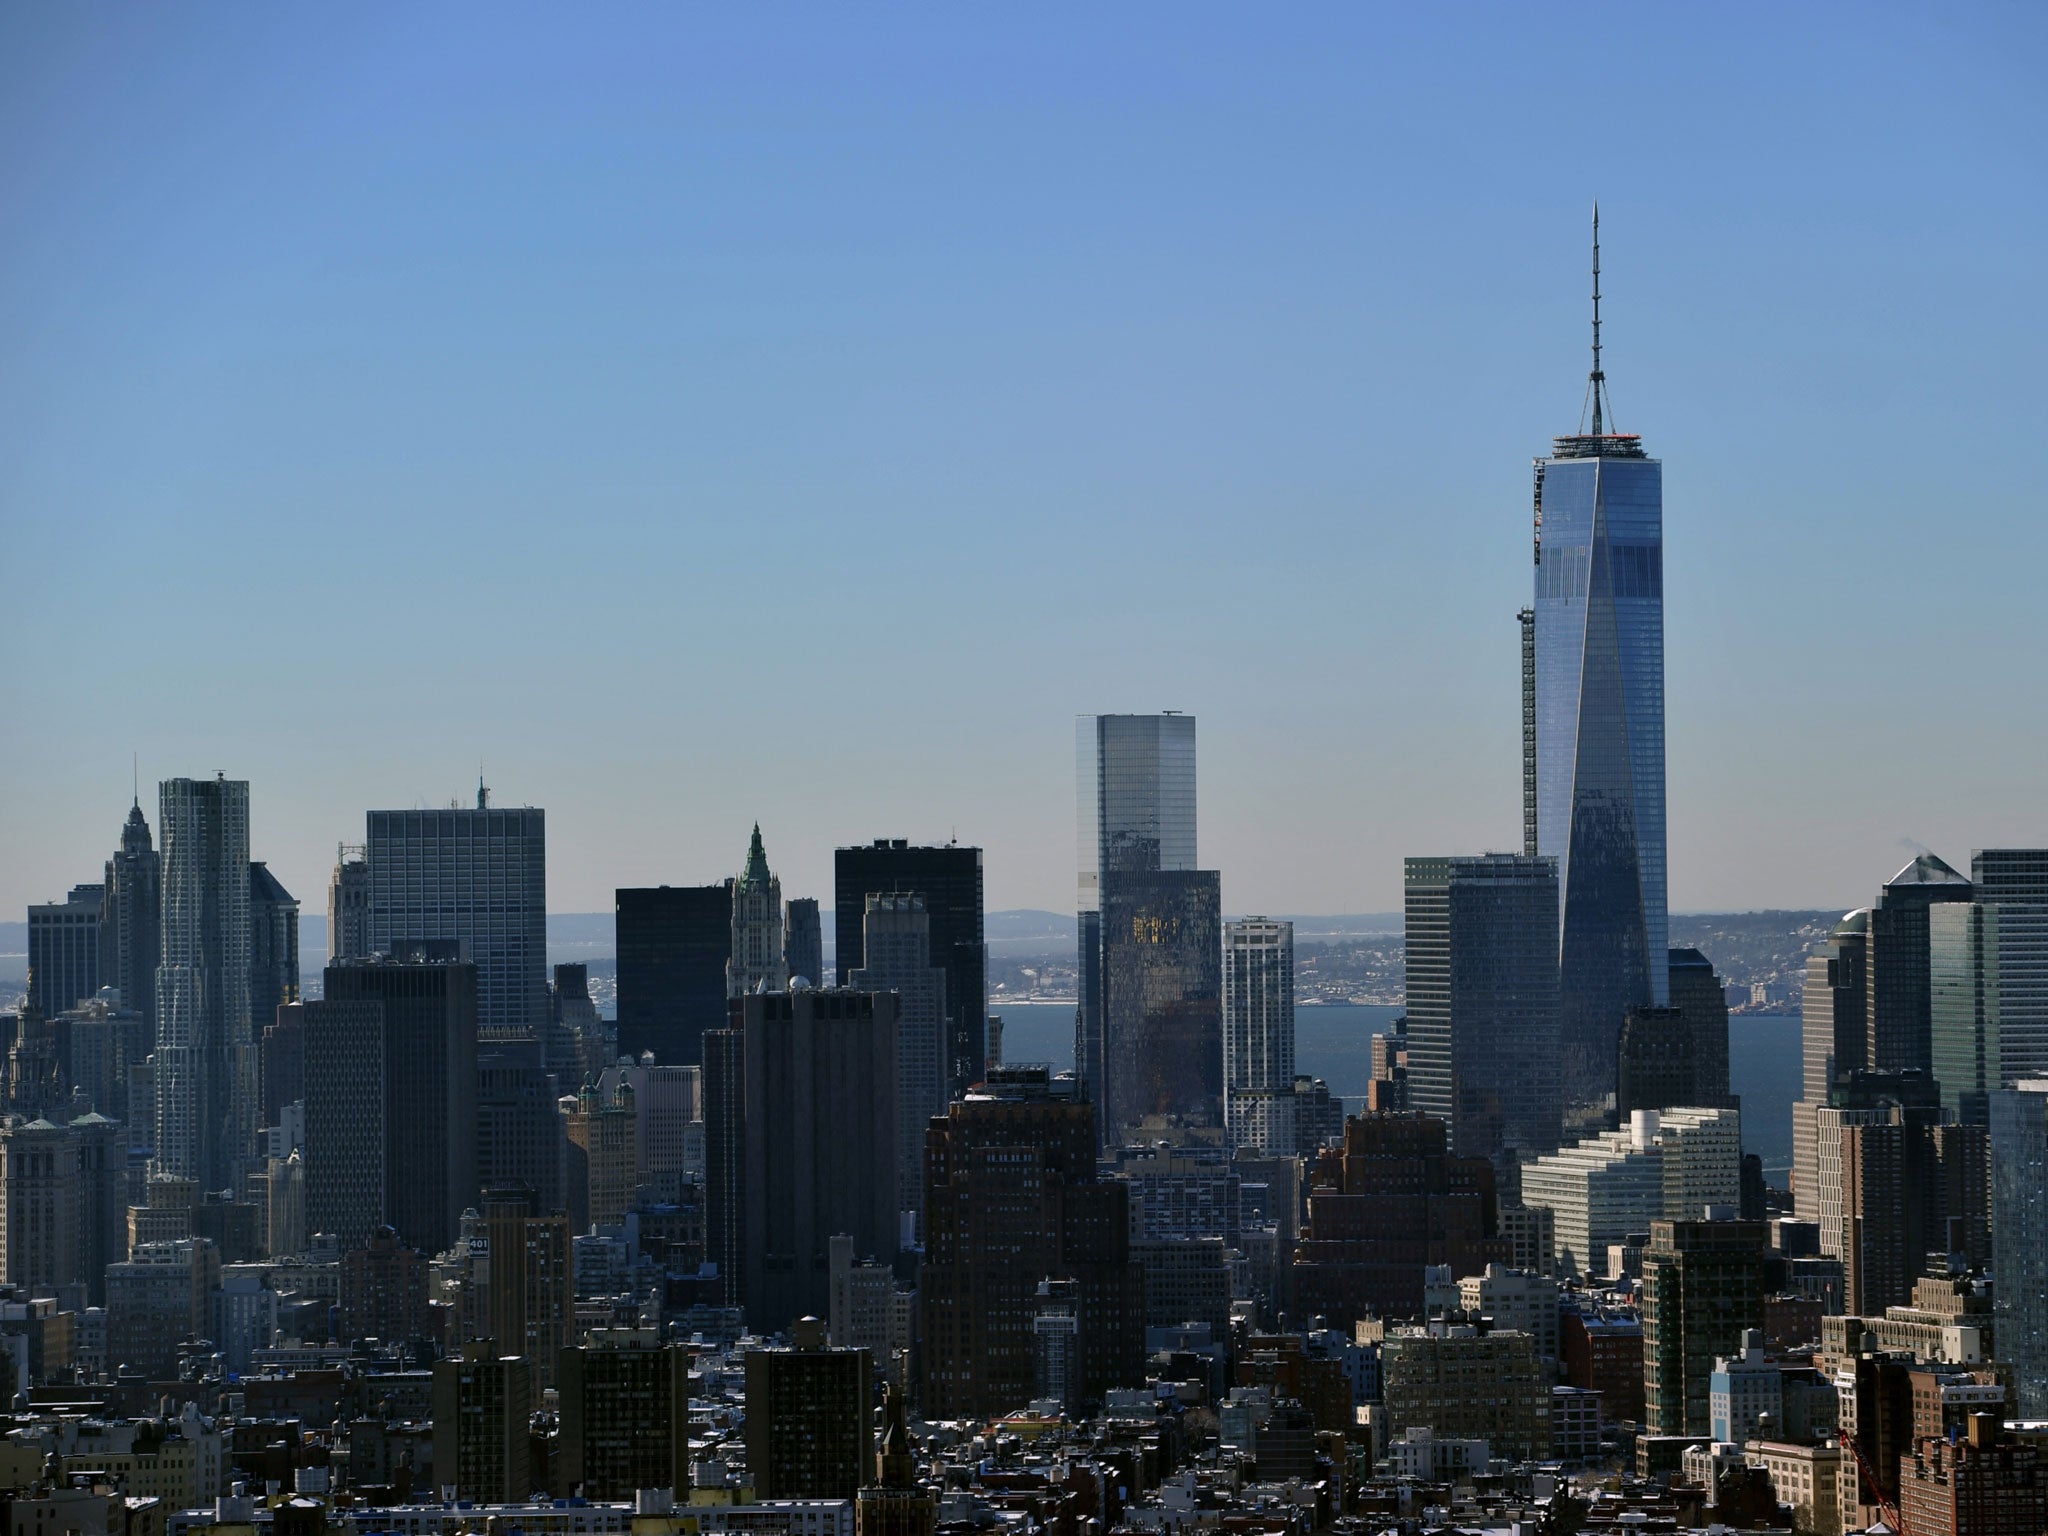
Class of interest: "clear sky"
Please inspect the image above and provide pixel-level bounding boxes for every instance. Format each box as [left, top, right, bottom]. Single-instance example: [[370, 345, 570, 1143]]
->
[[3, 4, 2044, 922]]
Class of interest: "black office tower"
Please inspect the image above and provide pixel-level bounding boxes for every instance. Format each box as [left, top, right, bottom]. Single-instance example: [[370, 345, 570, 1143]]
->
[[615, 884, 732, 1066], [834, 840, 986, 1098]]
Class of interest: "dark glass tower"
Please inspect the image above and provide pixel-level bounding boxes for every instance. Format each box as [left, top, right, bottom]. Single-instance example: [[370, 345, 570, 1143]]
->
[[1532, 212, 1668, 1114], [614, 883, 733, 1065], [833, 840, 986, 1097], [1100, 868, 1222, 1141]]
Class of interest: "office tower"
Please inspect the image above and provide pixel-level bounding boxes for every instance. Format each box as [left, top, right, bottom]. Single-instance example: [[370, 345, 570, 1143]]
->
[[1529, 218, 1667, 1116], [557, 1328, 690, 1499], [1640, 1218, 1767, 1436], [1403, 855, 1561, 1183], [1076, 713, 1198, 1110], [155, 774, 252, 1189], [1518, 1107, 1743, 1278], [1382, 1323, 1551, 1460], [64, 991, 149, 1124], [564, 1077, 638, 1230], [546, 963, 605, 1079], [247, 862, 300, 1028], [1, 1107, 125, 1305], [1931, 848, 2048, 1122], [1866, 853, 1973, 1076], [432, 1347, 533, 1504], [338, 1226, 429, 1343], [856, 1382, 934, 1536], [835, 840, 988, 1099], [1835, 1099, 1985, 1315], [745, 1317, 871, 1498], [1031, 1277, 1082, 1410], [1290, 1113, 1507, 1326], [596, 1058, 699, 1190], [1989, 1081, 2048, 1417], [701, 1022, 746, 1309], [1794, 908, 1870, 1222], [1101, 869, 1222, 1141], [1616, 1008, 1697, 1117], [261, 1002, 304, 1134], [4, 1000, 64, 1120], [920, 1066, 1141, 1419], [481, 1185, 574, 1387], [102, 798, 161, 1028], [476, 1046, 565, 1216], [28, 885, 103, 1017], [717, 989, 897, 1332], [849, 894, 950, 1222], [1668, 948, 1733, 1107], [1223, 918, 1295, 1154], [326, 844, 369, 964], [364, 790, 547, 1038], [727, 825, 787, 997], [264, 1150, 304, 1257], [785, 897, 823, 987], [307, 956, 480, 1252], [614, 883, 733, 1067]]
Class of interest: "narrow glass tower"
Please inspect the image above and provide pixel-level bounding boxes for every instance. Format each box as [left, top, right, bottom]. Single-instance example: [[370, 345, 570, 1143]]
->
[[1533, 209, 1668, 1113]]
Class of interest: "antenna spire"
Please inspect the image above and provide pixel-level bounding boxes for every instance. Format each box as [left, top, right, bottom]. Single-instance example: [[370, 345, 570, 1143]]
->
[[1590, 203, 1606, 436]]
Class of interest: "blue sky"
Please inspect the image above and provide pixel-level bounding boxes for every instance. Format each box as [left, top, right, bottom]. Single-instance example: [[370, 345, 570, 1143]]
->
[[2, 3, 2044, 919]]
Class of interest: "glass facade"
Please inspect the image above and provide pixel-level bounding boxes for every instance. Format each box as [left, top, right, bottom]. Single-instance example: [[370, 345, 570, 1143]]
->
[[1533, 448, 1667, 1109], [1075, 714, 1199, 1113], [1100, 868, 1222, 1139], [1991, 1082, 2048, 1418]]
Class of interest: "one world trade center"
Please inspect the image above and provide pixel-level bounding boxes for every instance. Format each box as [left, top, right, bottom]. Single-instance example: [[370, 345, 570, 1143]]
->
[[1528, 209, 1668, 1117]]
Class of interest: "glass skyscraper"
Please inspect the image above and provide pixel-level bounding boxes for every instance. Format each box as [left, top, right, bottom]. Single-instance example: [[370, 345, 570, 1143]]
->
[[1533, 432, 1667, 1112], [1075, 714, 1197, 1096]]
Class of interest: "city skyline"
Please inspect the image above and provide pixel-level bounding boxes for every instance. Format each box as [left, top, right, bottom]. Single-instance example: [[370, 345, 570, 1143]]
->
[[4, 7, 2045, 923]]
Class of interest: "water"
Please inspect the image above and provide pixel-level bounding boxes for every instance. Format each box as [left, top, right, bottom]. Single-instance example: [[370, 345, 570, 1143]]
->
[[990, 1002, 1803, 1183]]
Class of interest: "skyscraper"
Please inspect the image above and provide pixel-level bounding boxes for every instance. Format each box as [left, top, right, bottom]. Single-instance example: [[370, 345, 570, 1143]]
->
[[1794, 909, 1869, 1222], [1076, 713, 1197, 1110], [1989, 1081, 2048, 1418], [1530, 214, 1668, 1115], [1668, 947, 1734, 1108], [155, 774, 252, 1189], [1403, 855, 1561, 1183], [835, 840, 988, 1097], [727, 825, 786, 997], [1930, 849, 2048, 1122], [849, 894, 950, 1223], [247, 862, 300, 1024], [920, 1066, 1141, 1419], [309, 955, 480, 1252], [364, 789, 546, 1038], [27, 885, 103, 1017], [1101, 868, 1222, 1141], [1866, 854, 1974, 1077], [745, 1317, 872, 1499], [1223, 917, 1295, 1154], [326, 844, 369, 964], [614, 883, 732, 1066], [102, 798, 161, 1028], [785, 897, 823, 988]]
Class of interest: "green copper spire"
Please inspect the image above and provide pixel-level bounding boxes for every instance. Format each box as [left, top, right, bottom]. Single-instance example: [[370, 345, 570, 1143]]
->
[[742, 822, 770, 886]]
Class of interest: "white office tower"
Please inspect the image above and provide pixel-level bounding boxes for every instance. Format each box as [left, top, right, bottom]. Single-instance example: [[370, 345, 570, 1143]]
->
[[1223, 917, 1295, 1153], [850, 894, 950, 1228], [1517, 1106, 1741, 1278], [154, 775, 253, 1188], [364, 786, 547, 1038]]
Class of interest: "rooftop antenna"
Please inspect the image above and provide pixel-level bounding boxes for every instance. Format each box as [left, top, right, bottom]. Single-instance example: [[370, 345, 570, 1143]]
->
[[132, 751, 139, 809], [1582, 203, 1615, 437]]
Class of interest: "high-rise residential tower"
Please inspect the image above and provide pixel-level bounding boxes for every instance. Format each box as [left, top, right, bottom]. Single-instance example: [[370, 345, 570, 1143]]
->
[[849, 894, 950, 1224], [364, 786, 546, 1039], [154, 774, 252, 1189], [835, 839, 987, 1096], [1531, 213, 1668, 1115], [614, 882, 732, 1066], [726, 825, 787, 997], [102, 798, 161, 1027], [1076, 713, 1197, 1105], [1223, 917, 1295, 1154], [1403, 855, 1561, 1183]]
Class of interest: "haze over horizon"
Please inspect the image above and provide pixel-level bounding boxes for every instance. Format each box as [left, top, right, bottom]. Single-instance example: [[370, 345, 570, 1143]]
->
[[5, 5, 2045, 921]]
